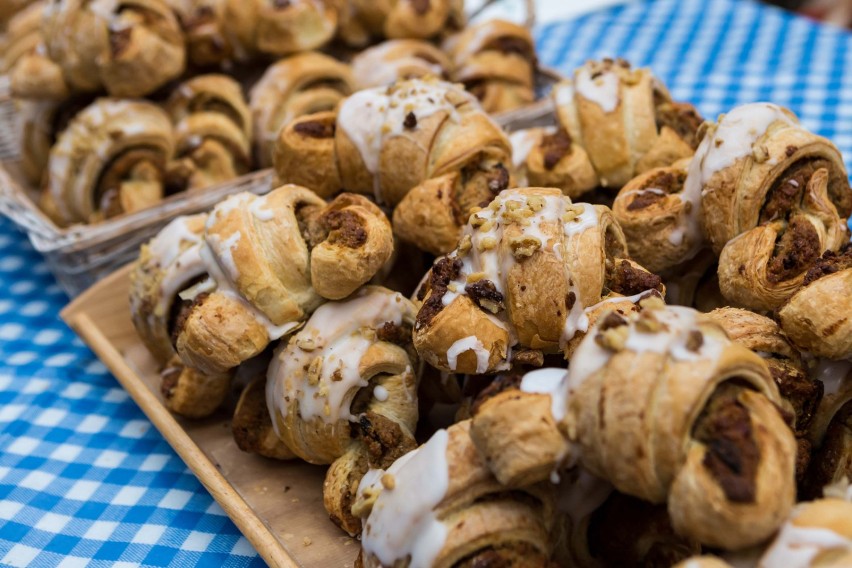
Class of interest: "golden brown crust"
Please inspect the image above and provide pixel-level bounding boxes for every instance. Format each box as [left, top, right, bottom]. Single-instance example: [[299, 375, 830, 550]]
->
[[226, 0, 338, 58], [509, 127, 599, 200], [273, 111, 342, 198], [232, 377, 296, 459], [159, 357, 232, 418], [338, 0, 465, 46], [351, 39, 452, 89]]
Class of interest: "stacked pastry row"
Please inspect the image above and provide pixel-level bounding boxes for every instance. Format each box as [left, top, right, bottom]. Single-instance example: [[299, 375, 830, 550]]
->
[[1, 0, 535, 113], [127, 74, 852, 565]]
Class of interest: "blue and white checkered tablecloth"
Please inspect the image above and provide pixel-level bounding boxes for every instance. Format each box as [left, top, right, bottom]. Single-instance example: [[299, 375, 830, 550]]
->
[[1, 0, 851, 566]]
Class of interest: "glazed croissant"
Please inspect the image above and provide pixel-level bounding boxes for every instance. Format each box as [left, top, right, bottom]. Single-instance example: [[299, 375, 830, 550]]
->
[[444, 19, 537, 114], [337, 0, 464, 47], [413, 187, 663, 375], [21, 0, 187, 99], [351, 39, 452, 90], [472, 302, 798, 550], [694, 103, 852, 311], [263, 286, 419, 534], [250, 51, 354, 168], [166, 74, 252, 192], [509, 127, 599, 199], [779, 244, 852, 360], [43, 98, 174, 226], [706, 307, 823, 483], [552, 58, 702, 189], [354, 419, 558, 567]]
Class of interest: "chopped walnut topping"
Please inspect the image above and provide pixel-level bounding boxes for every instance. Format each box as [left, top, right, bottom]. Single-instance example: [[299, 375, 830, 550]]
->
[[527, 195, 545, 212], [478, 236, 497, 251], [635, 312, 665, 333], [752, 144, 769, 163], [509, 235, 542, 258], [596, 325, 630, 352], [686, 330, 704, 352], [296, 337, 317, 351], [457, 234, 472, 256], [307, 358, 323, 386], [466, 271, 487, 283], [639, 295, 666, 311], [381, 473, 396, 490]]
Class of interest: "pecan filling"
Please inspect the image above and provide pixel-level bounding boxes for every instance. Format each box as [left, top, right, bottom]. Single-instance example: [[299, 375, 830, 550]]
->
[[654, 102, 703, 149], [540, 129, 572, 170], [760, 158, 829, 224], [465, 279, 505, 313], [801, 400, 852, 499], [766, 216, 820, 284], [415, 257, 462, 328], [606, 260, 663, 296], [321, 209, 367, 248], [355, 411, 417, 469], [693, 384, 761, 503], [376, 322, 412, 346], [802, 243, 852, 286], [626, 170, 686, 211]]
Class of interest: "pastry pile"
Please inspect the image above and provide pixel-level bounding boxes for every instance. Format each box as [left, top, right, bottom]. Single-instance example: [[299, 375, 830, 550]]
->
[[126, 60, 852, 566], [1, 1, 540, 227]]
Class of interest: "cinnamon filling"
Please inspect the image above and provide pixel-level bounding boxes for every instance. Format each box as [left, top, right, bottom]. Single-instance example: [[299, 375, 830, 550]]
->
[[606, 260, 663, 296], [767, 359, 823, 435], [693, 383, 761, 503], [415, 257, 462, 328], [654, 102, 703, 149], [760, 158, 830, 224], [540, 129, 572, 170], [801, 399, 852, 499], [355, 410, 417, 469], [232, 378, 273, 453], [766, 217, 820, 284], [465, 279, 505, 313], [587, 492, 698, 567], [294, 119, 336, 139], [320, 209, 367, 248], [802, 243, 852, 286], [109, 27, 133, 57], [626, 170, 686, 211], [376, 322, 412, 346], [459, 161, 510, 212], [169, 290, 209, 347]]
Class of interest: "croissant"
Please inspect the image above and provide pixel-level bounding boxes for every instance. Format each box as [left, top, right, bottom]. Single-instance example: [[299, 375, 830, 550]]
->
[[274, 77, 513, 221], [337, 0, 464, 47], [612, 158, 706, 273], [263, 286, 419, 533], [413, 187, 663, 375], [45, 98, 174, 226], [29, 0, 186, 99], [165, 74, 252, 192], [444, 19, 537, 114], [250, 52, 354, 168], [757, 498, 852, 567], [778, 244, 852, 360], [232, 0, 338, 57], [233, 375, 296, 460], [705, 307, 822, 483], [351, 39, 451, 90], [353, 419, 558, 567], [509, 127, 599, 199], [0, 0, 29, 28], [172, 188, 394, 374], [2, 1, 68, 100], [168, 0, 236, 66], [552, 59, 702, 188], [692, 103, 852, 310]]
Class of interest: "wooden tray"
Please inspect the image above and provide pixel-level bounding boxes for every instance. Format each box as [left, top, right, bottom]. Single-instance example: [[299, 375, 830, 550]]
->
[[61, 265, 359, 568]]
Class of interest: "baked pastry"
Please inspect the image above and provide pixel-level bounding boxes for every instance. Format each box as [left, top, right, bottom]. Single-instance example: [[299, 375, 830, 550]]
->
[[693, 103, 852, 311], [264, 286, 419, 533], [250, 52, 354, 168], [444, 19, 537, 113], [274, 77, 513, 231], [705, 307, 822, 483], [337, 0, 464, 47], [612, 158, 706, 273], [2, 1, 69, 100], [166, 74, 252, 192], [757, 498, 852, 567], [30, 0, 186, 99], [413, 187, 663, 375], [779, 244, 852, 360], [0, 0, 30, 29], [353, 419, 558, 567], [44, 98, 174, 226], [351, 39, 451, 90], [172, 188, 394, 374], [472, 302, 797, 550], [509, 127, 599, 199], [801, 359, 852, 499], [233, 374, 295, 459], [552, 59, 702, 188]]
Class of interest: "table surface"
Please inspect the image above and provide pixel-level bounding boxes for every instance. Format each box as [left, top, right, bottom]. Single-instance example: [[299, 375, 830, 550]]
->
[[2, 0, 852, 566]]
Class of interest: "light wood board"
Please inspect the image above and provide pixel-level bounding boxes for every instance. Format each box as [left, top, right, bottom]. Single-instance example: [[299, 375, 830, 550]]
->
[[61, 265, 360, 568]]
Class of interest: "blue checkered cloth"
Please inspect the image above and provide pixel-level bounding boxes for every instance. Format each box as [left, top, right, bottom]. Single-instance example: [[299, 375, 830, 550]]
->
[[1, 0, 851, 566]]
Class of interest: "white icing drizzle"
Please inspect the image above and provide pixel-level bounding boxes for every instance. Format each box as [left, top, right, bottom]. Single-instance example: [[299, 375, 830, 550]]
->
[[446, 336, 490, 374], [520, 367, 569, 423], [337, 79, 475, 204], [759, 509, 852, 568], [574, 65, 620, 113], [554, 81, 574, 108], [823, 477, 852, 502], [813, 358, 852, 397], [563, 306, 727, 398], [373, 385, 389, 402], [681, 103, 797, 258], [359, 429, 450, 568], [265, 288, 408, 430]]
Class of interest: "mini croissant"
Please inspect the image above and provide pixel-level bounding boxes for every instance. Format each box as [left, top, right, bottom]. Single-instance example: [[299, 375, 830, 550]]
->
[[351, 39, 452, 90], [509, 127, 599, 200], [413, 187, 663, 375], [337, 0, 464, 47]]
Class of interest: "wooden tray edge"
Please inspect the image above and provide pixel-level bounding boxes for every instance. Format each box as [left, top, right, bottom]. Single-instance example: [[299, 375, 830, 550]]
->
[[60, 265, 297, 568]]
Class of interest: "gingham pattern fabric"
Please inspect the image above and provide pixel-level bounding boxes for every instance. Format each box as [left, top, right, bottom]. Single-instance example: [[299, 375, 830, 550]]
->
[[1, 0, 851, 566]]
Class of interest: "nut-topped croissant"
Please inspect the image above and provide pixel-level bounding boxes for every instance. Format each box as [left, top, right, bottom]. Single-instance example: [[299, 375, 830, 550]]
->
[[44, 98, 174, 226], [413, 187, 663, 375], [444, 19, 537, 114], [353, 420, 558, 567], [779, 244, 852, 360], [264, 286, 419, 534], [27, 0, 186, 99], [165, 74, 253, 192], [694, 103, 852, 311], [351, 39, 452, 90], [552, 58, 702, 189], [337, 0, 464, 47], [250, 51, 354, 168]]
